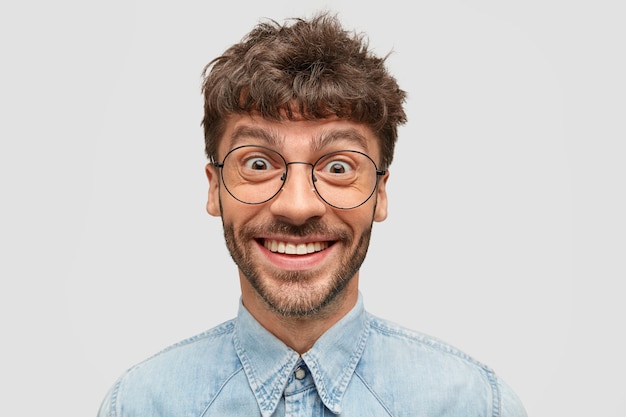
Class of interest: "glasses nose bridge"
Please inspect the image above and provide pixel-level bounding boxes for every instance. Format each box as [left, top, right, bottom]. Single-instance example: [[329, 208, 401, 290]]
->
[[282, 161, 317, 184]]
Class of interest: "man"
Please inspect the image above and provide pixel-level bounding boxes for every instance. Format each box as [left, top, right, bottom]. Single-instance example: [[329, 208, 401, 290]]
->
[[98, 12, 527, 416]]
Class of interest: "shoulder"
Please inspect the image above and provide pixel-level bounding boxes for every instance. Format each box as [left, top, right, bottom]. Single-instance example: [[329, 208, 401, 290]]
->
[[353, 313, 527, 417], [366, 313, 484, 364], [362, 313, 493, 381], [132, 318, 239, 372], [98, 319, 245, 417]]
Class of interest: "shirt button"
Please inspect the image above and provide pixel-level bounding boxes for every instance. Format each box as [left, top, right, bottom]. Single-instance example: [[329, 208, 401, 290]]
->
[[294, 366, 306, 380]]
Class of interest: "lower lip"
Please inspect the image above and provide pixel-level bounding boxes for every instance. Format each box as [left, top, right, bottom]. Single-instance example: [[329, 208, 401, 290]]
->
[[257, 241, 333, 271]]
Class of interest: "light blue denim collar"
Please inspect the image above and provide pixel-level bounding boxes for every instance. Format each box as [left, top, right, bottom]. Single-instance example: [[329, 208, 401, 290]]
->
[[233, 294, 370, 417]]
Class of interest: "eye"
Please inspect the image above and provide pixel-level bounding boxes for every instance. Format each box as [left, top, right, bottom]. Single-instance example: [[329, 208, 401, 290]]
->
[[322, 160, 352, 174], [244, 157, 273, 170]]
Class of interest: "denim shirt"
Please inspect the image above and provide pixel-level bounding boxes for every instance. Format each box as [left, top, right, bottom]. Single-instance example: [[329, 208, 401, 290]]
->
[[98, 295, 527, 417]]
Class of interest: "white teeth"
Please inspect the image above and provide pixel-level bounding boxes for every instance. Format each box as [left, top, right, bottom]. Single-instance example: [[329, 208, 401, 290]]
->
[[264, 239, 329, 254]]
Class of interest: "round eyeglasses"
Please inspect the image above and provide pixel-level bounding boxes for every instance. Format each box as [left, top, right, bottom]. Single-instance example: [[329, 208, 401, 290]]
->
[[213, 145, 386, 209]]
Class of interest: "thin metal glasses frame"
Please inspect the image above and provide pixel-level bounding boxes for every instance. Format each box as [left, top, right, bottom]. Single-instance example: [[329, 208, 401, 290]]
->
[[213, 145, 386, 210]]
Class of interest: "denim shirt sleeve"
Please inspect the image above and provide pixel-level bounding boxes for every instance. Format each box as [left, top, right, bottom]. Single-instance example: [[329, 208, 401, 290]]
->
[[97, 384, 112, 417], [500, 378, 528, 417]]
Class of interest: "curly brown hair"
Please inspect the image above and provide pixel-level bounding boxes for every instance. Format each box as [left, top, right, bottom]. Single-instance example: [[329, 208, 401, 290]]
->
[[201, 12, 407, 170]]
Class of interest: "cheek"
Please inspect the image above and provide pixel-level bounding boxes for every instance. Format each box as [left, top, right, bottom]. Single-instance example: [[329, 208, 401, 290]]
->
[[219, 199, 261, 227], [337, 208, 377, 235]]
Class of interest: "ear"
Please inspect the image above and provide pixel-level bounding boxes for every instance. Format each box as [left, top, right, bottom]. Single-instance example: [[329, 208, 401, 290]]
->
[[373, 170, 389, 222], [205, 163, 221, 217]]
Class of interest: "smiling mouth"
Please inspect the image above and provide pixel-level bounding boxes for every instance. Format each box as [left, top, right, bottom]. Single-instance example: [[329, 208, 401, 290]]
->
[[262, 239, 331, 255]]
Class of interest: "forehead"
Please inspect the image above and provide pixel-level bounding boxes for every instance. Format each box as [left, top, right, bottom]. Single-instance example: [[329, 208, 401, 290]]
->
[[218, 113, 380, 158]]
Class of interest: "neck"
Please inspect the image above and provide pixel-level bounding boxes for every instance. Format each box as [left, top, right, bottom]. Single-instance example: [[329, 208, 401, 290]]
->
[[240, 278, 359, 354]]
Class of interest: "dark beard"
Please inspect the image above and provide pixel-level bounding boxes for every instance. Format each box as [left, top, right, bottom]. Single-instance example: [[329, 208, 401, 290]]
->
[[222, 219, 372, 318]]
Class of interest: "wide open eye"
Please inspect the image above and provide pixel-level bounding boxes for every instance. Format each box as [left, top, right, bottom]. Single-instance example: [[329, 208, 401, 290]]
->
[[314, 153, 361, 188], [244, 157, 273, 171], [235, 147, 283, 173], [226, 146, 285, 185], [321, 159, 353, 174], [324, 161, 352, 174]]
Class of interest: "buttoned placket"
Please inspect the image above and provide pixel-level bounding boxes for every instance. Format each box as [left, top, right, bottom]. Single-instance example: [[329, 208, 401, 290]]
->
[[283, 360, 327, 417]]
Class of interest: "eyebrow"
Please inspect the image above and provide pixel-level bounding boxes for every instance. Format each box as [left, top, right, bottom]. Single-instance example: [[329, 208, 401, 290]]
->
[[229, 126, 282, 149], [312, 128, 370, 153], [228, 125, 371, 153]]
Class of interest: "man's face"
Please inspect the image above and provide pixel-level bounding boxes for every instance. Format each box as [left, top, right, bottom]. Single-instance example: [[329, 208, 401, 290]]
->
[[205, 113, 389, 317]]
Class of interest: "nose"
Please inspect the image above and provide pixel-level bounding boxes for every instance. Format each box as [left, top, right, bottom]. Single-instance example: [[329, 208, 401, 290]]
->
[[269, 163, 327, 225]]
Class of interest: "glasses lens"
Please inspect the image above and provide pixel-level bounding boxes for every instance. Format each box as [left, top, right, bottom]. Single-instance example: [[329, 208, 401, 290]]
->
[[313, 150, 379, 209], [220, 146, 286, 204]]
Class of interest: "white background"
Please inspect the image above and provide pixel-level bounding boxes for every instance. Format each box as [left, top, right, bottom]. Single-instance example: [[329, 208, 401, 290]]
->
[[1, 1, 624, 416]]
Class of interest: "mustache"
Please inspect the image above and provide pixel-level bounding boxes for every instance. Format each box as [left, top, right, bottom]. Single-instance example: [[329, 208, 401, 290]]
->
[[241, 219, 349, 240]]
